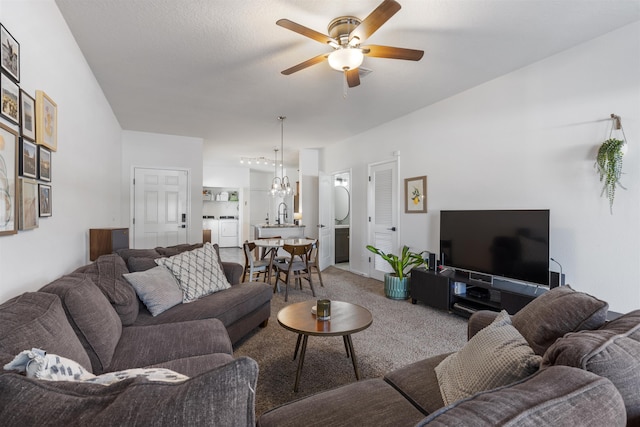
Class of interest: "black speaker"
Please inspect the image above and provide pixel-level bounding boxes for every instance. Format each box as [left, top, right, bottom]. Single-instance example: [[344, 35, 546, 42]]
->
[[428, 253, 437, 271], [549, 271, 565, 288]]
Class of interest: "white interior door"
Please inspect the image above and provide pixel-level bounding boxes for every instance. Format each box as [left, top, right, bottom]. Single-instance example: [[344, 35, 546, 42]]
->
[[133, 168, 188, 248], [368, 161, 399, 280], [318, 171, 333, 270]]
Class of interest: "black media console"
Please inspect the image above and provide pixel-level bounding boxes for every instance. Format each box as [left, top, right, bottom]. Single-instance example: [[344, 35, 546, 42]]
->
[[410, 267, 547, 317]]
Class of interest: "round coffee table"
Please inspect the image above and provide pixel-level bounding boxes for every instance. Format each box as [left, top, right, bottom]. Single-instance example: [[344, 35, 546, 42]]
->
[[277, 300, 373, 392]]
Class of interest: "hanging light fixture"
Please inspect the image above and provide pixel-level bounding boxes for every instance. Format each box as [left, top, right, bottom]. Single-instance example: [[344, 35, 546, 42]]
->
[[270, 116, 293, 197]]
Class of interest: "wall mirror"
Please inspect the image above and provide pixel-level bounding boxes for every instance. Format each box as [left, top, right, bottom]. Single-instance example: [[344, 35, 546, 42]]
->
[[334, 185, 349, 222]]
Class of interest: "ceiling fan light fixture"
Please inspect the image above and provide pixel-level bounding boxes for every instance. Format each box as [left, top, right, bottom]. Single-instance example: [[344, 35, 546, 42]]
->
[[328, 48, 364, 71]]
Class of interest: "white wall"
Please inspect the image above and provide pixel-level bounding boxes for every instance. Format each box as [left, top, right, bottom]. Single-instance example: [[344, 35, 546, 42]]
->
[[0, 0, 123, 301], [121, 131, 203, 245], [322, 22, 640, 313]]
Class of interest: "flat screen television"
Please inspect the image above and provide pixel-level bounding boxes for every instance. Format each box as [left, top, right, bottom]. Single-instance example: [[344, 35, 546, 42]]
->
[[440, 210, 550, 286]]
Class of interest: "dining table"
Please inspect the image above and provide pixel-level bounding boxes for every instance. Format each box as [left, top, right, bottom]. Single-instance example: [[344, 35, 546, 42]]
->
[[251, 238, 316, 284]]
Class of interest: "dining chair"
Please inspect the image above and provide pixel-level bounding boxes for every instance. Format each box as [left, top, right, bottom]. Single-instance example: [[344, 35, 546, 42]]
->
[[273, 243, 315, 302], [243, 241, 271, 282], [305, 238, 324, 287]]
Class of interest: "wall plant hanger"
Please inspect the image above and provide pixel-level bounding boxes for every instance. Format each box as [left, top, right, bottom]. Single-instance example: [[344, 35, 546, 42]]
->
[[595, 114, 628, 214]]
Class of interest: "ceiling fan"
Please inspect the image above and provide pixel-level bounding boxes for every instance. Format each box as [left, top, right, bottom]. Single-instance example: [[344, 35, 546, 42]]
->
[[276, 0, 424, 88]]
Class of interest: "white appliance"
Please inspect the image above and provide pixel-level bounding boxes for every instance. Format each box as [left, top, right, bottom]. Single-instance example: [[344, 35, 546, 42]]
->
[[202, 217, 219, 244], [219, 218, 239, 247]]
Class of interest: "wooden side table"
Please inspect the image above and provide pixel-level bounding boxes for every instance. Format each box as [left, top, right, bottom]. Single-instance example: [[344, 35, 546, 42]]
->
[[277, 300, 373, 392], [89, 228, 129, 261]]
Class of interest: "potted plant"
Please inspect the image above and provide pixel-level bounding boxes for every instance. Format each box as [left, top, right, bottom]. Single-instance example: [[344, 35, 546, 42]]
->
[[366, 245, 426, 300], [595, 138, 627, 213]]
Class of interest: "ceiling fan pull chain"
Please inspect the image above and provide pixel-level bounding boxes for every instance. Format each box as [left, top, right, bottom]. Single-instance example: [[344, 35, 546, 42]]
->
[[343, 74, 348, 99]]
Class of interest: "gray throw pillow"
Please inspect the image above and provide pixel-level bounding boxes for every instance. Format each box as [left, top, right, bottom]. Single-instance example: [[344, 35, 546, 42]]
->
[[435, 310, 541, 406], [155, 243, 231, 303], [123, 266, 183, 316], [512, 285, 608, 355]]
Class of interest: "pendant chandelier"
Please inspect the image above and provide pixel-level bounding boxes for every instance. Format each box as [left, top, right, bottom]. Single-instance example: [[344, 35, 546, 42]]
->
[[270, 116, 293, 197]]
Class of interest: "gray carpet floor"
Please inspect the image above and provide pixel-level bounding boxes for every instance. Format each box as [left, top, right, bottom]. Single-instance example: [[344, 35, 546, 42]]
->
[[233, 266, 468, 418]]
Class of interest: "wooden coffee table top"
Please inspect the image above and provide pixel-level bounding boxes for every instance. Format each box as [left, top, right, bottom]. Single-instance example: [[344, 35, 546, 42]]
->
[[277, 300, 373, 337]]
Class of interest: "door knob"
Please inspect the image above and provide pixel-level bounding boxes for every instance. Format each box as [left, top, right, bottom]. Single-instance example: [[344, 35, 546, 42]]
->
[[387, 227, 396, 231]]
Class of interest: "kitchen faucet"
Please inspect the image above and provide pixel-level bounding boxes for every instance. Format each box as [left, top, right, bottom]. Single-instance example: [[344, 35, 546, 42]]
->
[[277, 202, 288, 225]]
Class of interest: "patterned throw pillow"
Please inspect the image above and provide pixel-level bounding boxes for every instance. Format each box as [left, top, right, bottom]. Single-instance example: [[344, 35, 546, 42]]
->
[[123, 266, 183, 316], [4, 348, 188, 386], [155, 242, 231, 303], [435, 310, 541, 406]]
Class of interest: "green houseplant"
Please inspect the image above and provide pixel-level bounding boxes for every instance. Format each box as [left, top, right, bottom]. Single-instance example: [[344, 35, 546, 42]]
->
[[366, 245, 426, 299], [596, 138, 627, 213]]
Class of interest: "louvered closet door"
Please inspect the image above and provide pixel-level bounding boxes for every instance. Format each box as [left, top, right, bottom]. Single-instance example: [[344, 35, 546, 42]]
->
[[369, 161, 398, 281]]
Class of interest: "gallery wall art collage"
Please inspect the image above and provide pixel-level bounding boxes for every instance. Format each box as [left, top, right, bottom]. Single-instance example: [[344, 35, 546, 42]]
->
[[1, 22, 56, 235]]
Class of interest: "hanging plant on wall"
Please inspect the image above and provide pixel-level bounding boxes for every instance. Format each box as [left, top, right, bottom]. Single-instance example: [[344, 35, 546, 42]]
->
[[595, 115, 628, 213]]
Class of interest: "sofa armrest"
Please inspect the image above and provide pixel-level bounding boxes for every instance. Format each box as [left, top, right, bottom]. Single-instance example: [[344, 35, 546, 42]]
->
[[467, 310, 500, 340], [0, 356, 259, 427], [223, 262, 244, 285]]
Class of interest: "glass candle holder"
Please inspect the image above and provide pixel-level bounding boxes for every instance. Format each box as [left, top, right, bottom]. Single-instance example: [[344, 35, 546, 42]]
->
[[316, 299, 331, 320]]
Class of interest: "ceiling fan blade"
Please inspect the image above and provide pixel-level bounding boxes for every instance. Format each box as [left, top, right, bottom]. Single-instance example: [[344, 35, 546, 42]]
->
[[276, 19, 337, 46], [345, 68, 360, 88], [281, 53, 329, 75], [362, 45, 424, 61], [349, 0, 401, 44]]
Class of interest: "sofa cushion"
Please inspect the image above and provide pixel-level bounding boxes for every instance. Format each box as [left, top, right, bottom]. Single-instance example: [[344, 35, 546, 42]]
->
[[115, 247, 161, 263], [417, 366, 626, 426], [127, 256, 161, 272], [435, 310, 541, 406], [155, 243, 203, 257], [542, 310, 640, 425], [107, 318, 233, 372], [123, 266, 183, 316], [0, 356, 258, 427], [511, 285, 608, 355], [74, 254, 138, 325], [133, 282, 272, 328], [155, 242, 231, 303], [0, 293, 91, 371], [40, 274, 122, 375], [257, 378, 427, 427]]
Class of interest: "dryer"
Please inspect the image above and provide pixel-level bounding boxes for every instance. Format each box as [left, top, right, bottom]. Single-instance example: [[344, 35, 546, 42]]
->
[[219, 217, 239, 247]]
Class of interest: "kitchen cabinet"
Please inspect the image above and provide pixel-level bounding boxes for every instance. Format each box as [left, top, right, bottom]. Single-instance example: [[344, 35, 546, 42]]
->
[[335, 227, 349, 263]]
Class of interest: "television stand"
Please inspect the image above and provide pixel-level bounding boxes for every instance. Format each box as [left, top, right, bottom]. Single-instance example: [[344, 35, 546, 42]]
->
[[410, 267, 545, 317]]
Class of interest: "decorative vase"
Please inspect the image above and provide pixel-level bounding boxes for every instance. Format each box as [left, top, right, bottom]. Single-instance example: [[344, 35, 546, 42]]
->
[[384, 273, 410, 300]]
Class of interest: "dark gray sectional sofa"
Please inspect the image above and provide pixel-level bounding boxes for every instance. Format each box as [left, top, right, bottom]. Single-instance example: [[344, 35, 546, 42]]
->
[[0, 243, 271, 426], [259, 286, 640, 426]]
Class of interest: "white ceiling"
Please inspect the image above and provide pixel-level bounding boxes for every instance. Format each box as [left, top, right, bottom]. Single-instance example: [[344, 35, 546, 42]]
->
[[55, 0, 640, 170]]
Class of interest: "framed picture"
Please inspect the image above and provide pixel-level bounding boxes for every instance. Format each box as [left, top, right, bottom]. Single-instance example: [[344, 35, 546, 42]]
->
[[404, 175, 427, 214], [38, 145, 51, 182], [38, 183, 51, 217], [0, 121, 18, 235], [35, 90, 57, 151], [0, 24, 19, 83], [1, 72, 19, 124], [19, 90, 35, 140], [18, 137, 37, 178], [18, 177, 38, 230]]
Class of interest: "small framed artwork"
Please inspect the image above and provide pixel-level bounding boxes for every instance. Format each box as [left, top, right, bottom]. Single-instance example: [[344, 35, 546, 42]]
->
[[404, 175, 427, 214], [38, 183, 51, 217], [38, 145, 51, 182], [19, 90, 35, 140], [19, 137, 37, 178], [18, 177, 38, 230], [0, 121, 18, 236], [35, 90, 57, 151], [1, 72, 19, 124], [1, 24, 19, 82]]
